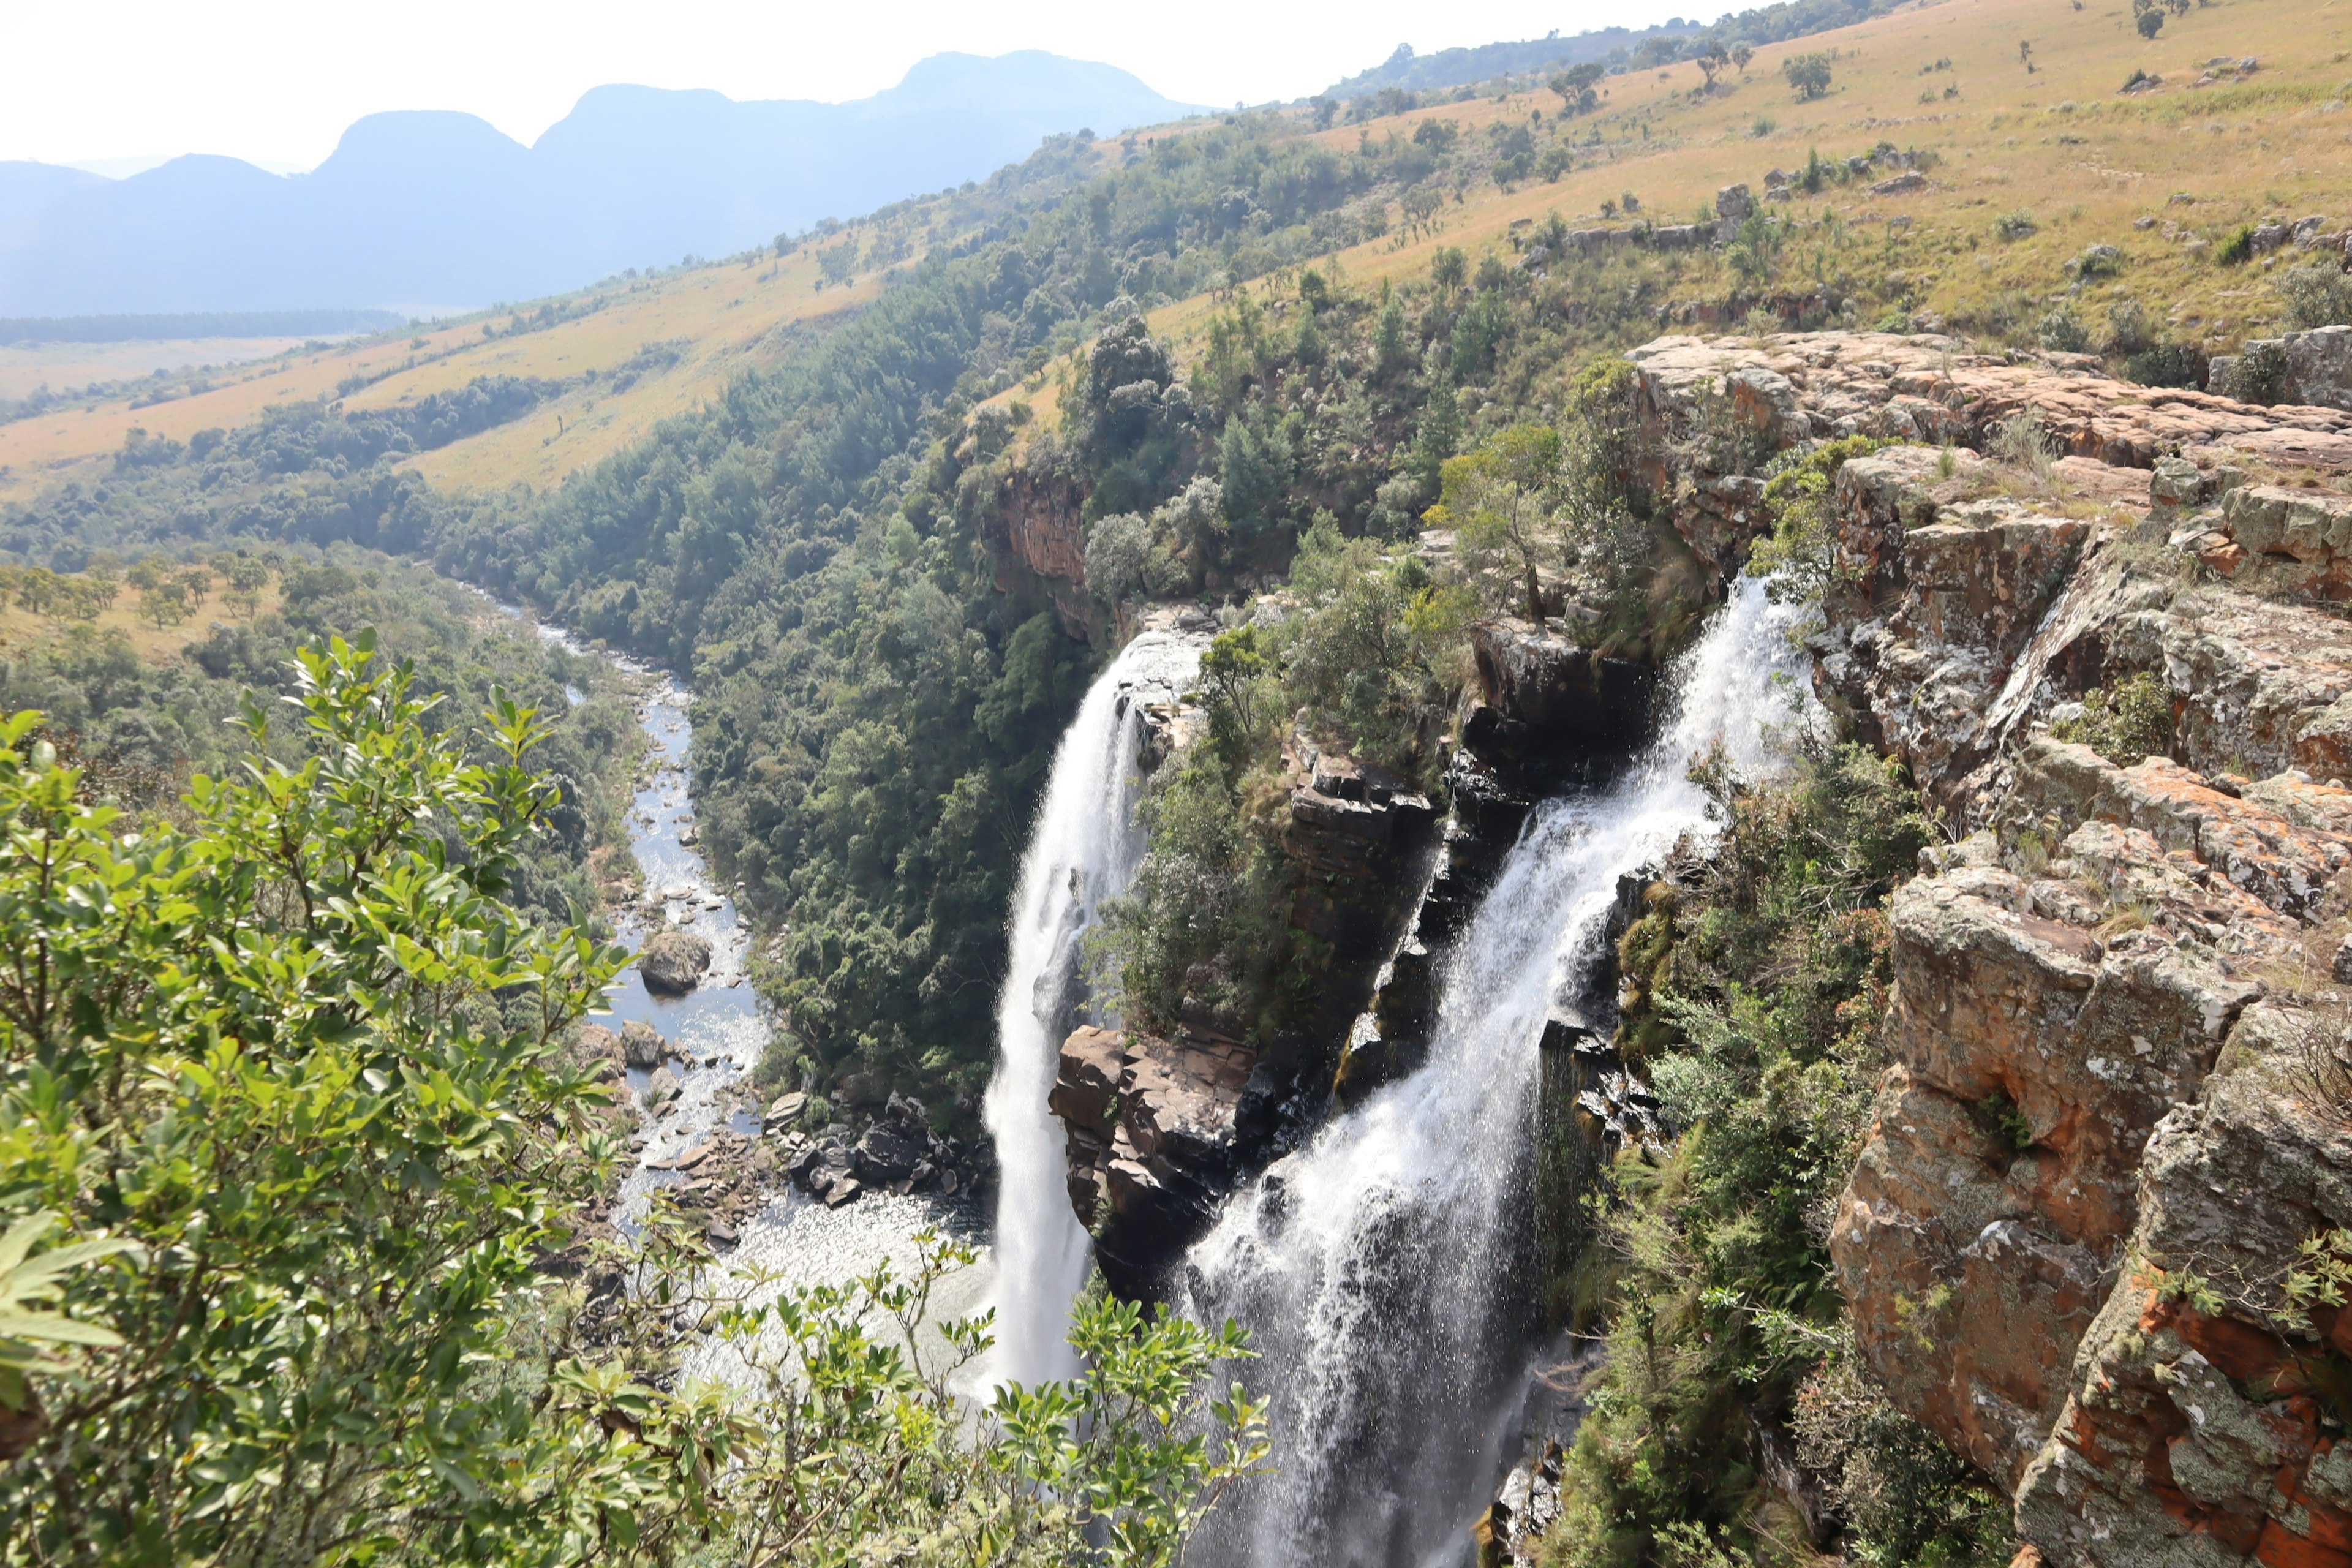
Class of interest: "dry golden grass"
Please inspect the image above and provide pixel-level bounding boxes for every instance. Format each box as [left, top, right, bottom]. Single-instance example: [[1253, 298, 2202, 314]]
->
[[992, 0, 2352, 439], [0, 228, 899, 505], [0, 337, 315, 401], [0, 576, 286, 666]]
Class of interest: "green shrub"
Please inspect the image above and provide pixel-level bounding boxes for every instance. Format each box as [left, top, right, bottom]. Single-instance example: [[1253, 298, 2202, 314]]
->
[[2220, 338, 2288, 404], [2124, 342, 2205, 389], [0, 638, 1268, 1563], [2036, 304, 2090, 353], [1547, 744, 1956, 1567], [2218, 224, 2258, 266], [2052, 672, 2174, 765], [1747, 435, 1886, 616], [2282, 262, 2352, 330], [1791, 1343, 2008, 1566]]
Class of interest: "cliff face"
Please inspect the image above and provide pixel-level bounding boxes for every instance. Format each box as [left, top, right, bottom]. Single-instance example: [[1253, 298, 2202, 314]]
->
[[981, 460, 1098, 637], [1630, 330, 2352, 1566]]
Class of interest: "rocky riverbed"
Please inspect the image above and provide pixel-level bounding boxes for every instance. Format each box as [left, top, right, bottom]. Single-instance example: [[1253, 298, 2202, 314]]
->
[[492, 605, 993, 1365]]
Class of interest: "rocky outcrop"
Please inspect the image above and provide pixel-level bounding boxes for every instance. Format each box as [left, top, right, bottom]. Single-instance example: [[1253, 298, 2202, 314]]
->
[[1627, 335, 2352, 567], [637, 930, 713, 993], [1616, 330, 2352, 1562], [1467, 618, 1658, 764], [1053, 1023, 1256, 1288], [783, 1093, 981, 1207], [2015, 1003, 2352, 1568], [1054, 735, 1439, 1294], [616, 1019, 666, 1068], [1828, 739, 2304, 1483], [982, 459, 1099, 636]]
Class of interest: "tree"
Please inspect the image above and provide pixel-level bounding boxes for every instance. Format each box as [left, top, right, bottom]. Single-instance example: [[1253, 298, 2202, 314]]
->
[[2133, 0, 2166, 36], [1697, 39, 1732, 89], [13, 568, 58, 620], [1428, 424, 1566, 625], [1733, 43, 1756, 75], [1550, 62, 1605, 116], [1401, 183, 1446, 238], [0, 638, 1270, 1563], [1310, 96, 1338, 129], [137, 576, 189, 628], [1199, 625, 1272, 761], [82, 552, 122, 612], [1785, 51, 1835, 99]]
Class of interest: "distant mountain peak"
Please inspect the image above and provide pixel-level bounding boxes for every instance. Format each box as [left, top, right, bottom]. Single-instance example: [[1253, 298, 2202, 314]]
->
[[0, 51, 1202, 318]]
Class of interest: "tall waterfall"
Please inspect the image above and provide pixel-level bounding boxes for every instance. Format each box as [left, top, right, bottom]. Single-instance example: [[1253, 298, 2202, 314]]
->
[[983, 629, 1205, 1388], [1182, 579, 1811, 1568]]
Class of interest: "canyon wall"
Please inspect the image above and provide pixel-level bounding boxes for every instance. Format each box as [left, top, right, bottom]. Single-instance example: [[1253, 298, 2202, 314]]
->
[[1635, 330, 2352, 1566]]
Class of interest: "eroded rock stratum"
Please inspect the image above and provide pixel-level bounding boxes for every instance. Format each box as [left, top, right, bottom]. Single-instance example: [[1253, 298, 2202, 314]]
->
[[1632, 331, 2352, 1567]]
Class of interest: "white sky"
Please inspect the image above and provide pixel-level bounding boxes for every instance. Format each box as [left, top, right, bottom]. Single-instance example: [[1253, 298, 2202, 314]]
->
[[0, 0, 1713, 171]]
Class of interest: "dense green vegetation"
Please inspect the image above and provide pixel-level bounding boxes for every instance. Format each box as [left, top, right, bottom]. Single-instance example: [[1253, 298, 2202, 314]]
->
[[1535, 625, 1995, 1564], [0, 34, 2135, 1568], [0, 102, 1954, 1120], [0, 553, 635, 932], [0, 647, 1262, 1564]]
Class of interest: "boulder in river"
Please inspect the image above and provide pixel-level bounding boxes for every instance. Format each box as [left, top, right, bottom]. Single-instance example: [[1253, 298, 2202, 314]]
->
[[574, 1023, 625, 1079], [638, 931, 714, 994], [619, 1019, 666, 1067]]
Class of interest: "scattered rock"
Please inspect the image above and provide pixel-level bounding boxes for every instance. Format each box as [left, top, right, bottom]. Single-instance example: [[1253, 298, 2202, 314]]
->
[[573, 1023, 625, 1079], [619, 1019, 665, 1068], [1870, 170, 1928, 196], [764, 1091, 808, 1131], [637, 930, 714, 994]]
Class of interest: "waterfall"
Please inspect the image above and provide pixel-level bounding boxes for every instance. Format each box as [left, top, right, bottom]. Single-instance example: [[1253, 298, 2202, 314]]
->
[[982, 628, 1205, 1388], [1180, 579, 1812, 1568]]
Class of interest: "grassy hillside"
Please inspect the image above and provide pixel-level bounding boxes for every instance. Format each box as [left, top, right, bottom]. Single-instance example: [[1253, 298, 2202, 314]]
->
[[0, 246, 894, 505], [14, 0, 2346, 511], [990, 0, 2352, 405]]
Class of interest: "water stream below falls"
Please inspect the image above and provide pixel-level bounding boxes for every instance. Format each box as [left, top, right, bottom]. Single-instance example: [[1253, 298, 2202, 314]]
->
[[1180, 580, 1814, 1568]]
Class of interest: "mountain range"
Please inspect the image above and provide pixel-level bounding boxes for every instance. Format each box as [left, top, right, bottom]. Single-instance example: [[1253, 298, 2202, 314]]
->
[[0, 51, 1199, 320]]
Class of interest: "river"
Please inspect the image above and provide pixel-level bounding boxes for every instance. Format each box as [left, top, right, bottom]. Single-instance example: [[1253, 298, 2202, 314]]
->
[[495, 606, 993, 1382]]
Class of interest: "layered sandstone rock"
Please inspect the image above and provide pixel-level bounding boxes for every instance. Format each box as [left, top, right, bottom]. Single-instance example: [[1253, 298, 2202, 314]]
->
[[1828, 738, 2309, 1486], [1628, 334, 2352, 514], [1052, 1023, 1255, 1291], [1619, 330, 2352, 1562]]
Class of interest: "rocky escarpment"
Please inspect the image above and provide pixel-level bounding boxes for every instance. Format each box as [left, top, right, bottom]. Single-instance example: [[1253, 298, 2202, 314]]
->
[[1629, 329, 2352, 1566]]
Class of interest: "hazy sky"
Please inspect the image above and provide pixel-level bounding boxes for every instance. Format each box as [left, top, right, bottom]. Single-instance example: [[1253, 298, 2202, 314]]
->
[[1, 0, 1711, 170]]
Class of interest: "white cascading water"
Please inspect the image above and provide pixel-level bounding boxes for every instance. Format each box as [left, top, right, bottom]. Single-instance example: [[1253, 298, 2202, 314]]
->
[[1181, 579, 1813, 1568], [983, 628, 1205, 1388]]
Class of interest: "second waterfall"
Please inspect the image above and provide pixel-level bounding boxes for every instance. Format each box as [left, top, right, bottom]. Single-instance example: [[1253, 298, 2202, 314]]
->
[[1181, 579, 1814, 1568], [982, 627, 1205, 1387]]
